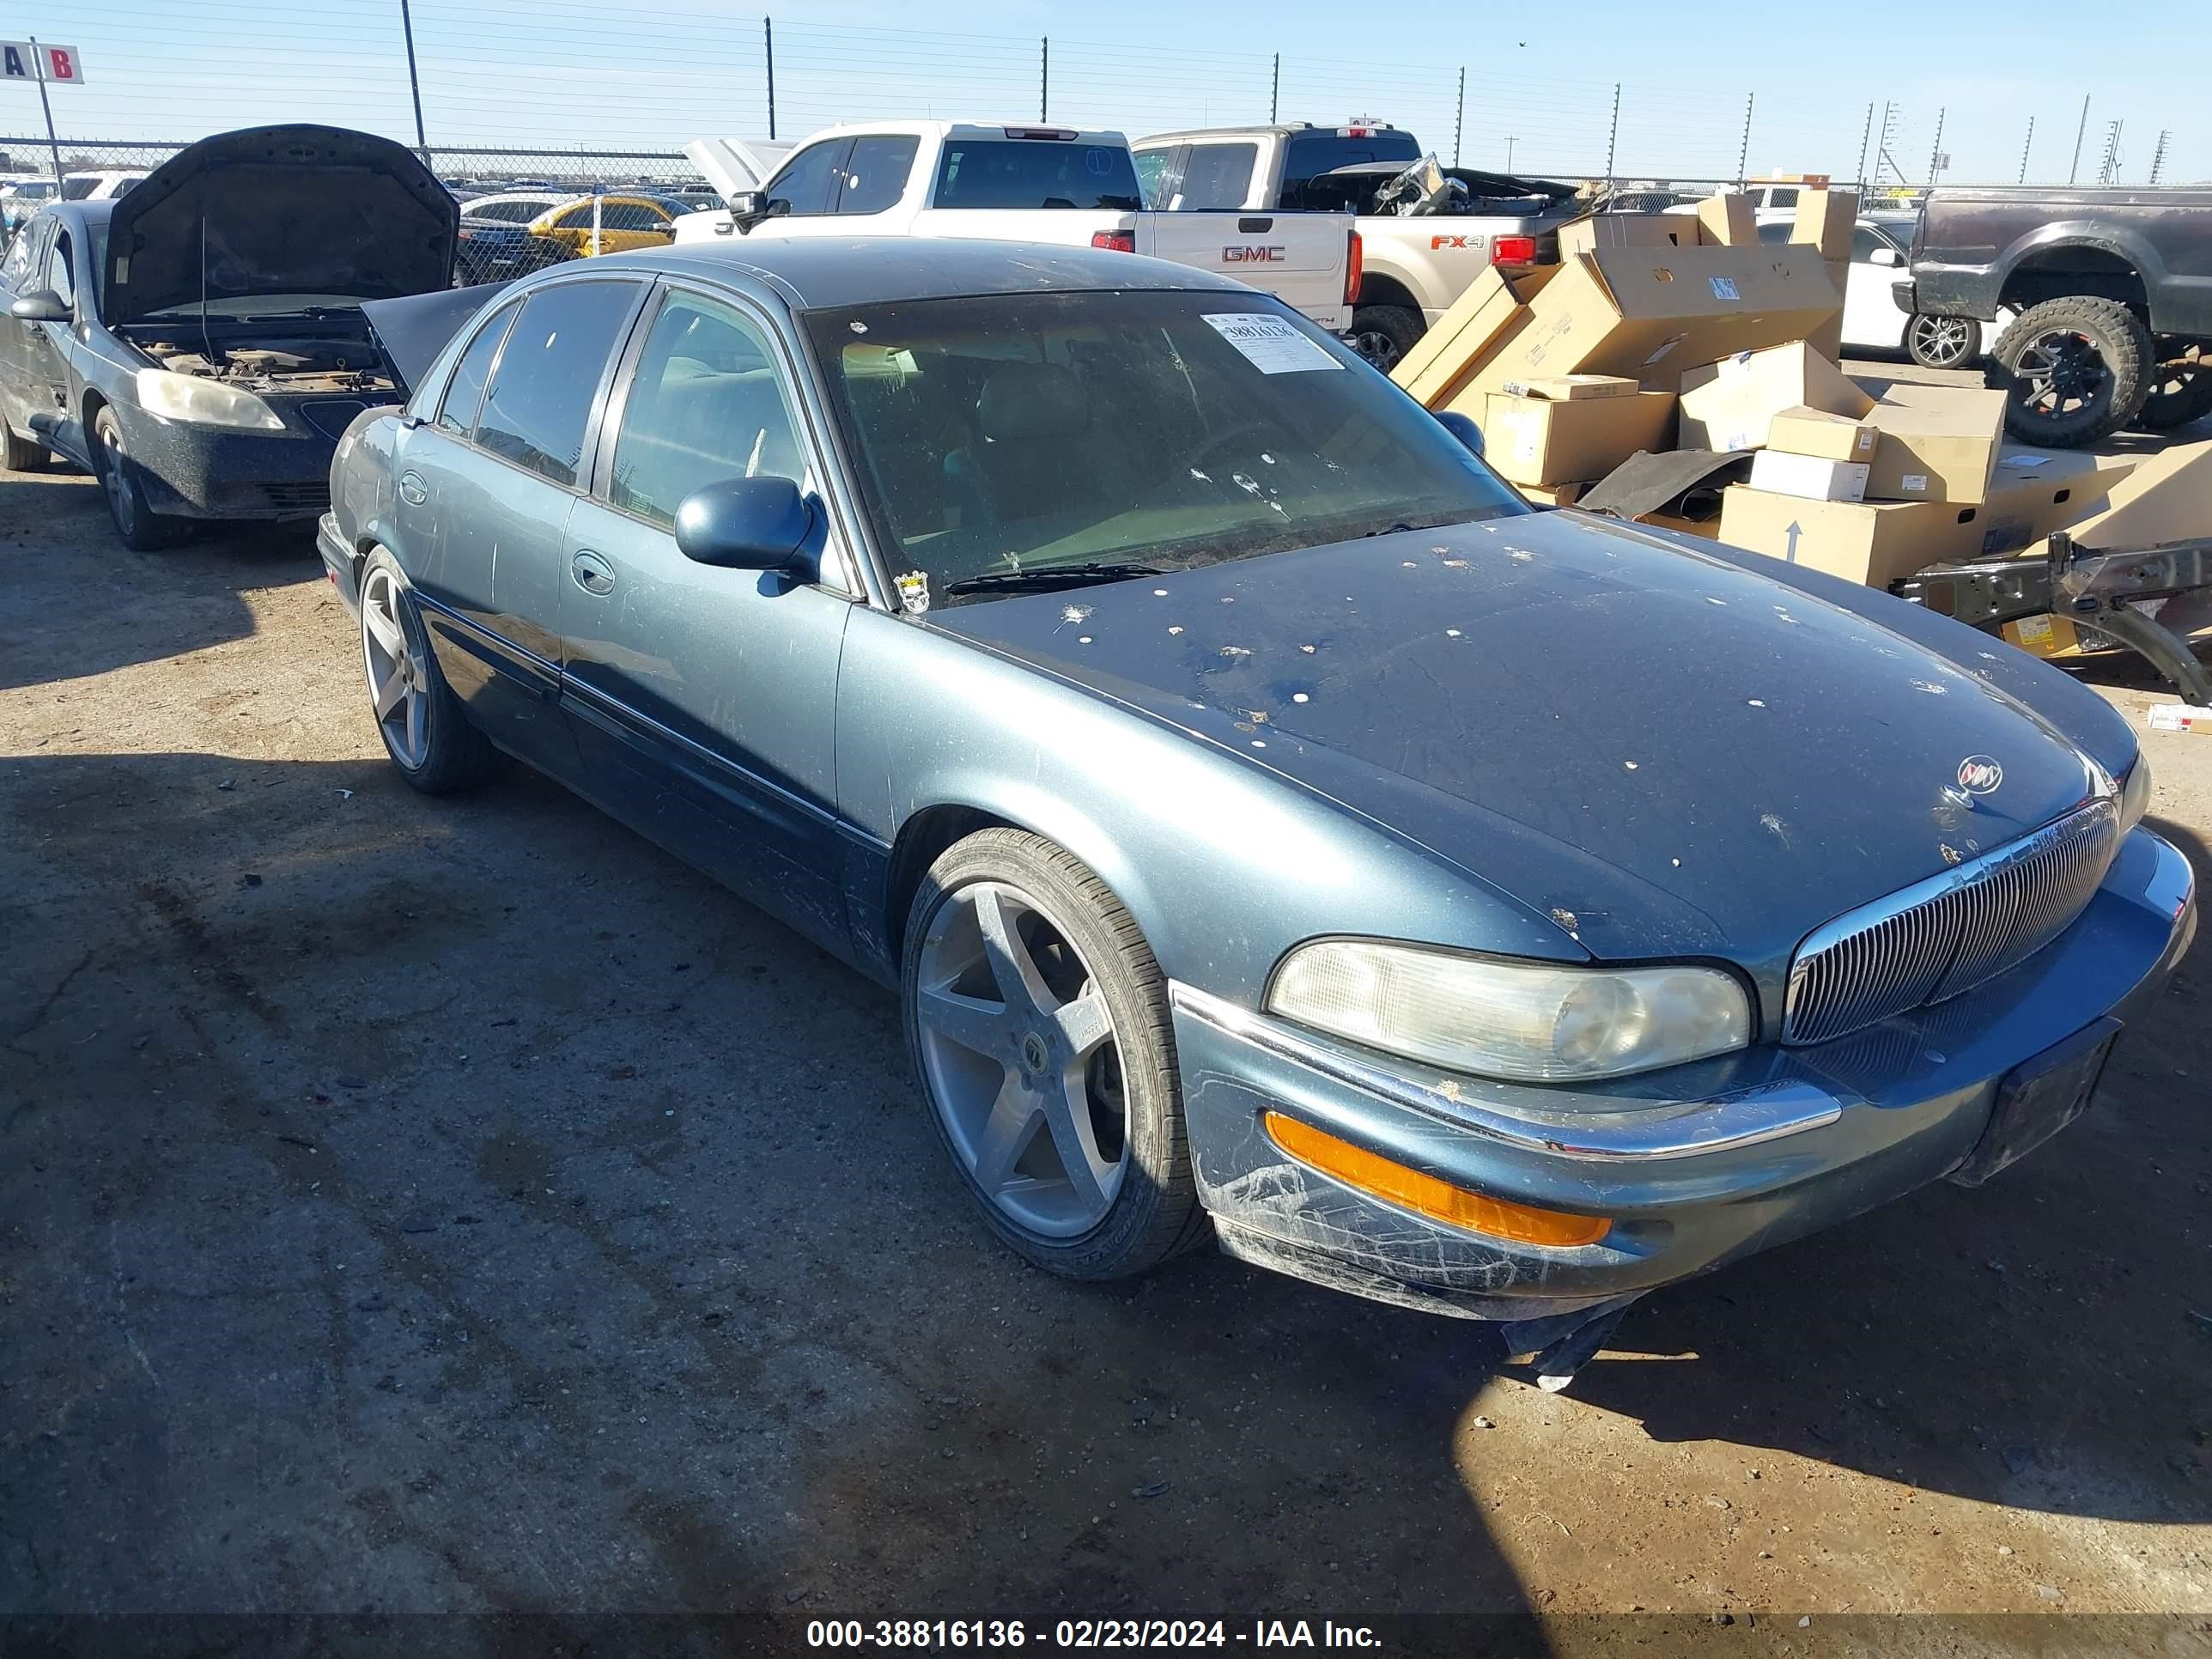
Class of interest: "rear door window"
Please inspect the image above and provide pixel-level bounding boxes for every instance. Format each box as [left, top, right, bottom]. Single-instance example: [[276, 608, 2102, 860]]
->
[[836, 135, 918, 216], [1175, 143, 1257, 210], [473, 280, 641, 486], [437, 301, 519, 434], [1279, 130, 1421, 210], [45, 228, 72, 308], [766, 140, 851, 218], [930, 141, 1143, 210]]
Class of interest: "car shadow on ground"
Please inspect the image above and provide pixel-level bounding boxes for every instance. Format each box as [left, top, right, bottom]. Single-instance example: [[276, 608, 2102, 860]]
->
[[1574, 814, 2209, 1525], [0, 469, 317, 692]]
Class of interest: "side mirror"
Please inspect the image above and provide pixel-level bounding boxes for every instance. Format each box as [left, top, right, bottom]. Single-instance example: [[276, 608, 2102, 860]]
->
[[1869, 246, 1899, 268], [728, 189, 782, 233], [673, 475, 816, 571], [1435, 410, 1485, 459], [11, 289, 70, 323]]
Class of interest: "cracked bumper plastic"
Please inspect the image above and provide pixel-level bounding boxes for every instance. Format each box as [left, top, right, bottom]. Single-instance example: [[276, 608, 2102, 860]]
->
[[1171, 828, 2194, 1322]]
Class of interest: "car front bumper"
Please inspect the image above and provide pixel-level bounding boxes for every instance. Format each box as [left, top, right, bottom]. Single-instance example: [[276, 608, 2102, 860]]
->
[[112, 401, 357, 521], [1173, 827, 2194, 1324], [317, 511, 362, 614]]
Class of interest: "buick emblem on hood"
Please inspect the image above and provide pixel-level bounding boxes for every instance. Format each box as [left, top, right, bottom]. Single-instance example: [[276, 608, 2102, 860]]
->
[[1956, 756, 2003, 795]]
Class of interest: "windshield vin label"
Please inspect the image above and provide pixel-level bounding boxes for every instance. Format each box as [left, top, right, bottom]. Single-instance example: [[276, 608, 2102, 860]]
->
[[1201, 313, 1344, 374]]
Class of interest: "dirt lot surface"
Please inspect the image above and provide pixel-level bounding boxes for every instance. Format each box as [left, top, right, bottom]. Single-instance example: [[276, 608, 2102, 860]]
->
[[4, 441, 2210, 1649]]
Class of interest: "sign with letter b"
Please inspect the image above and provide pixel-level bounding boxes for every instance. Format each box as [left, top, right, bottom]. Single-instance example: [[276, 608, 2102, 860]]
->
[[0, 41, 87, 82]]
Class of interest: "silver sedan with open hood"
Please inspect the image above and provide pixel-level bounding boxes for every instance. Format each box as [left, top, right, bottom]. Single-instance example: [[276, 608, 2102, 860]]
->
[[0, 123, 458, 548]]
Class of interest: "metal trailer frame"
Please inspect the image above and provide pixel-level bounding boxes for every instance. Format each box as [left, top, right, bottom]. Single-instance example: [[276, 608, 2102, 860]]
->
[[1893, 531, 2212, 707]]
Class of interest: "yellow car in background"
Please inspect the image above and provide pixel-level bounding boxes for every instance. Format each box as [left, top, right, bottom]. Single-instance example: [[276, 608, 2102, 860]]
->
[[527, 194, 678, 257]]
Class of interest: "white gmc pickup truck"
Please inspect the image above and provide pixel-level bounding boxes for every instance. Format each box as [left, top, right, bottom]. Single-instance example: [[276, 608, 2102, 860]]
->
[[676, 122, 1359, 333], [1133, 121, 1582, 370]]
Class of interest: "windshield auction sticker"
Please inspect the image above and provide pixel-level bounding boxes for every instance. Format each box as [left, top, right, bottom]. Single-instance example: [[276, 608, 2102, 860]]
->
[[1201, 313, 1345, 374]]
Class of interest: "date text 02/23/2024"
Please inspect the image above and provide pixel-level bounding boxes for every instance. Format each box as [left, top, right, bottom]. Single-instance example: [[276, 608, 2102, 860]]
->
[[805, 1619, 1383, 1649]]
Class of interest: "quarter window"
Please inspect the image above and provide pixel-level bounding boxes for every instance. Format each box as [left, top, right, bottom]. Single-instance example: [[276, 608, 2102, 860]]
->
[[473, 281, 639, 485], [836, 135, 918, 216], [437, 301, 518, 435], [608, 291, 805, 527], [45, 230, 72, 309]]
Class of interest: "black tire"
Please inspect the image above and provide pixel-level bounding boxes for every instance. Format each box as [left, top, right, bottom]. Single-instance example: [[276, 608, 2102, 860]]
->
[[90, 405, 190, 550], [1905, 313, 1981, 371], [1346, 304, 1425, 374], [901, 827, 1207, 1280], [2136, 350, 2212, 432], [3, 422, 47, 471], [1989, 296, 2152, 447], [358, 549, 497, 794]]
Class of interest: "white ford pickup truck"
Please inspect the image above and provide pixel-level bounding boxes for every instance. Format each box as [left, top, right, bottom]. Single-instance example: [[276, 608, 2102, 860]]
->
[[1132, 121, 1582, 370], [676, 122, 1359, 333]]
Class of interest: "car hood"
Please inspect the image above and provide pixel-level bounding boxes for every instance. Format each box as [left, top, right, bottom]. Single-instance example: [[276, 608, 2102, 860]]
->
[[925, 511, 2122, 974], [104, 125, 458, 325], [360, 283, 515, 393]]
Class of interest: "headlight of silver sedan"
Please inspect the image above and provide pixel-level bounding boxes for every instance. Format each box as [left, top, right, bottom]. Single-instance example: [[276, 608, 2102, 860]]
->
[[1267, 939, 1752, 1083]]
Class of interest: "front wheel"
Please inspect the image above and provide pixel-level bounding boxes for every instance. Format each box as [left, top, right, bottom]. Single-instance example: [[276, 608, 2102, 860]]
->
[[1990, 296, 2152, 447], [2136, 349, 2212, 432], [902, 828, 1206, 1280], [359, 552, 496, 793], [92, 406, 189, 550], [1345, 304, 1425, 374], [1905, 313, 1980, 371]]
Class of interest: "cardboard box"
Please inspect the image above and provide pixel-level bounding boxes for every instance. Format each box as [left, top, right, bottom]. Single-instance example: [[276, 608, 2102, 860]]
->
[[1391, 262, 1561, 410], [2040, 437, 2212, 551], [1498, 373, 1640, 401], [1518, 481, 1585, 507], [2001, 613, 2085, 659], [1696, 192, 1757, 246], [1790, 189, 1858, 261], [1717, 450, 2136, 586], [1768, 406, 1877, 462], [1748, 449, 1869, 502], [1676, 342, 1875, 453], [1482, 389, 1677, 487], [1863, 383, 2008, 503], [1488, 245, 1844, 397], [1556, 214, 1698, 257], [2148, 703, 2212, 735]]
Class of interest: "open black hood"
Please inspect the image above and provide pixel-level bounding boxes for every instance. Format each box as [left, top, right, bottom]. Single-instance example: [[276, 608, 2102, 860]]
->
[[104, 125, 457, 325]]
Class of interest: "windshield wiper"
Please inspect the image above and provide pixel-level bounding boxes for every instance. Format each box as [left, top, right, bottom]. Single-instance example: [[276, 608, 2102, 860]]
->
[[941, 562, 1165, 596]]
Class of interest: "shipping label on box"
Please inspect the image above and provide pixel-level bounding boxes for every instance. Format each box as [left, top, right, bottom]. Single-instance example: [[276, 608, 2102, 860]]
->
[[1748, 449, 1869, 502], [2001, 613, 2085, 659]]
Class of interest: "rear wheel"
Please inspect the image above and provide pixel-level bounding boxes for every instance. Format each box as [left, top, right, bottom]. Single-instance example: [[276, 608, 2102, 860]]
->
[[2136, 349, 2212, 432], [902, 828, 1206, 1280], [3, 422, 47, 471], [1346, 304, 1425, 374], [1905, 313, 1980, 371], [91, 406, 190, 550], [359, 552, 496, 793], [1990, 296, 2151, 447]]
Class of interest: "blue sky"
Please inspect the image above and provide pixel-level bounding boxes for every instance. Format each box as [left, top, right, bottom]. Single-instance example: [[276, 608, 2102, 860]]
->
[[3, 0, 2201, 185]]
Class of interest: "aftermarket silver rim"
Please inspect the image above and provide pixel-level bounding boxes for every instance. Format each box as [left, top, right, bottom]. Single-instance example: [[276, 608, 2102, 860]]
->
[[361, 565, 428, 770], [914, 879, 1128, 1237], [1912, 314, 1973, 367]]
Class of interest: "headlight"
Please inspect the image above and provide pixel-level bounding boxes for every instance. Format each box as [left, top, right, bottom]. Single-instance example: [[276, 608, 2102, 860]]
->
[[1267, 939, 1752, 1083], [134, 368, 284, 430], [2118, 754, 2152, 836]]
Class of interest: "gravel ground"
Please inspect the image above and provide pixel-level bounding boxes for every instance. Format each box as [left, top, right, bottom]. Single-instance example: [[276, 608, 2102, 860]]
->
[[3, 449, 2209, 1646]]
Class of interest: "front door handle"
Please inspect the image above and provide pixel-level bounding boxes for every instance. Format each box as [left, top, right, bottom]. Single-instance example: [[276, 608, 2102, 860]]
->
[[571, 550, 616, 595], [398, 471, 428, 506]]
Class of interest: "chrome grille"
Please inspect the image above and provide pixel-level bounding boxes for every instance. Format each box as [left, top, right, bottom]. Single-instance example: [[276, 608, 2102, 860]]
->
[[1784, 799, 2119, 1045]]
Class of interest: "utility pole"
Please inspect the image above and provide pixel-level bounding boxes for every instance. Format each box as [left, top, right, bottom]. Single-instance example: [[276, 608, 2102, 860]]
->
[[1039, 37, 1048, 122], [1855, 100, 1873, 188], [1505, 136, 1516, 171], [2149, 129, 2170, 185], [27, 35, 61, 182], [395, 0, 428, 154], [2068, 94, 2088, 185], [1735, 92, 1753, 189], [1926, 107, 1944, 185], [1603, 82, 1620, 184], [1453, 67, 1464, 167], [2098, 119, 2123, 184], [1269, 54, 1279, 125], [2018, 116, 2033, 183]]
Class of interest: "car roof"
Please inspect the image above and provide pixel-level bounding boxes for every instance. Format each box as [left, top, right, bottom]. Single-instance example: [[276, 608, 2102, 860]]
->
[[576, 238, 1247, 310]]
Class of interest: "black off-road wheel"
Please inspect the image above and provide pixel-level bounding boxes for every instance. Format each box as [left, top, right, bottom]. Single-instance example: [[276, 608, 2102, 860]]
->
[[91, 406, 190, 550], [2136, 349, 2212, 432], [1990, 296, 2152, 447], [901, 827, 1208, 1281], [1346, 305, 1425, 374]]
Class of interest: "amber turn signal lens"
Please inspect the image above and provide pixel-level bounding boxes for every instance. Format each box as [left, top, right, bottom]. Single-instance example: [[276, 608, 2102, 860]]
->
[[1263, 1112, 1610, 1247]]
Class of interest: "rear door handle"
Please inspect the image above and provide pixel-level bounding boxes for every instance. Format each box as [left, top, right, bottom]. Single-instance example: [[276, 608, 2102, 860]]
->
[[572, 550, 616, 595], [398, 471, 428, 506]]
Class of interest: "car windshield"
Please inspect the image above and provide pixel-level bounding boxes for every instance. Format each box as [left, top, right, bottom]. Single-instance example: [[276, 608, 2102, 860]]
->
[[805, 289, 1523, 605]]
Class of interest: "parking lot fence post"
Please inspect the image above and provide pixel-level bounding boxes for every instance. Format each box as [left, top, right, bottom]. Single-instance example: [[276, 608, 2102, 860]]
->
[[1454, 67, 1464, 167], [763, 16, 776, 142], [396, 0, 428, 153], [1856, 100, 1873, 188], [1039, 37, 1048, 123], [1735, 91, 1752, 189], [2068, 94, 2087, 185], [1270, 55, 1279, 125], [1604, 82, 1620, 183], [27, 36, 61, 182]]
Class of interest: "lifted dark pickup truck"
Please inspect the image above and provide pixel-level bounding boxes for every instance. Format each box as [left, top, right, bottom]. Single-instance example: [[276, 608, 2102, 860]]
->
[[1900, 185, 2212, 445]]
